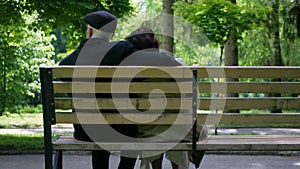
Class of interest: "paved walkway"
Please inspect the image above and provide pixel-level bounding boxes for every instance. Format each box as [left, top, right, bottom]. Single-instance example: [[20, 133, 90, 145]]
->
[[0, 153, 300, 169]]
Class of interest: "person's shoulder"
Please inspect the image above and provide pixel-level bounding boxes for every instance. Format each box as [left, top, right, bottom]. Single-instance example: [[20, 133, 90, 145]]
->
[[113, 40, 133, 47], [58, 39, 88, 65], [174, 57, 185, 66], [110, 40, 137, 54], [159, 52, 183, 66], [79, 38, 88, 45]]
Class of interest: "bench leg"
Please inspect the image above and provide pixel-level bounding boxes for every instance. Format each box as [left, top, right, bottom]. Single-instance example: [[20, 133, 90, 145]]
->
[[45, 152, 52, 169], [190, 150, 205, 168], [54, 150, 63, 169], [215, 127, 218, 135], [44, 142, 53, 169]]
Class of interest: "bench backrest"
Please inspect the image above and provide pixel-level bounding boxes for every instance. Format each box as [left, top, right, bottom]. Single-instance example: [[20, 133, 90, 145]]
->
[[195, 66, 300, 125], [40, 66, 300, 127], [40, 66, 196, 126]]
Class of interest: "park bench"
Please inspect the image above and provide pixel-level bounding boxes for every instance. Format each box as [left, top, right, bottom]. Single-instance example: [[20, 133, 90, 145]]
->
[[40, 66, 300, 169]]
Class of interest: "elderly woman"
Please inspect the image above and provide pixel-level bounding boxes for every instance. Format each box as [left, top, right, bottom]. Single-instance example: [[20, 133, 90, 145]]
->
[[124, 26, 190, 169]]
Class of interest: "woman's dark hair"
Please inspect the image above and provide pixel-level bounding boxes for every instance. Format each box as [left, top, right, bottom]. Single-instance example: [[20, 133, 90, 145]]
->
[[126, 27, 159, 50]]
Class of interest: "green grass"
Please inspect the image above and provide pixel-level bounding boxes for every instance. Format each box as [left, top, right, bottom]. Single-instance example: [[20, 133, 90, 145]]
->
[[0, 134, 73, 152], [0, 134, 45, 151], [0, 112, 70, 152], [0, 113, 43, 128]]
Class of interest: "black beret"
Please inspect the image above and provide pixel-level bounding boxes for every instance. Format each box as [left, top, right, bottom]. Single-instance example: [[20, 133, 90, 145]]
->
[[84, 11, 117, 32]]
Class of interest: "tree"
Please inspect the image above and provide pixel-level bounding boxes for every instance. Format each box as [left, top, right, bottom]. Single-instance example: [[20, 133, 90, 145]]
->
[[122, 0, 213, 66], [174, 0, 265, 112], [269, 0, 283, 113], [222, 0, 239, 113], [162, 0, 174, 53], [173, 0, 263, 59], [282, 0, 300, 66], [238, 0, 300, 67], [0, 21, 54, 115], [1, 0, 133, 49], [0, 0, 133, 115], [0, 38, 12, 114]]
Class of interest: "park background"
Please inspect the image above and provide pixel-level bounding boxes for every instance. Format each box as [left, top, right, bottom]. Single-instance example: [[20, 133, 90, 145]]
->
[[0, 0, 300, 152]]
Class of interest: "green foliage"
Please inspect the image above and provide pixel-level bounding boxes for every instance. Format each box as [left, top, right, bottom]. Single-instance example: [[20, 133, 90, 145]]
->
[[51, 28, 68, 59], [281, 39, 300, 66], [23, 0, 133, 49], [7, 105, 43, 114], [173, 0, 266, 47], [1, 0, 134, 51], [0, 13, 55, 114], [175, 42, 220, 66], [238, 0, 300, 66], [137, 0, 162, 14], [112, 0, 162, 42], [114, 1, 218, 66], [280, 0, 300, 66], [1, 0, 299, 116], [239, 28, 273, 66], [0, 0, 134, 115]]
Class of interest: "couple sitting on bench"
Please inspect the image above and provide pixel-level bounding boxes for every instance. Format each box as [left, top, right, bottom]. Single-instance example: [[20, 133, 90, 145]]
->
[[59, 10, 207, 169]]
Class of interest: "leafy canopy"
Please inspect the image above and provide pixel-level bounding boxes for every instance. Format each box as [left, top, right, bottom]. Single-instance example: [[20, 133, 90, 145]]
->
[[1, 0, 133, 49], [173, 0, 266, 47], [0, 0, 133, 114]]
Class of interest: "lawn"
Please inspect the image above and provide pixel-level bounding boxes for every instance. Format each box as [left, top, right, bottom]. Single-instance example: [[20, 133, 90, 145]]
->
[[0, 113, 43, 128], [0, 113, 43, 152], [0, 113, 70, 153], [0, 134, 45, 152]]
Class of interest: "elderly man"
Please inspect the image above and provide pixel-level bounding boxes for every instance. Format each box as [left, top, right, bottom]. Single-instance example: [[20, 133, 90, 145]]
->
[[59, 11, 137, 169]]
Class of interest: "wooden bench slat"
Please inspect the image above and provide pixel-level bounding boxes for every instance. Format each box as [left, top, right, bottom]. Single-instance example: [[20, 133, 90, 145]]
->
[[53, 82, 193, 93], [54, 98, 193, 110], [55, 112, 300, 125], [198, 113, 300, 125], [55, 112, 192, 124], [49, 66, 300, 78], [198, 82, 300, 93], [191, 66, 300, 78], [199, 98, 300, 109], [52, 135, 300, 151], [54, 97, 300, 110], [51, 66, 194, 78], [53, 135, 191, 151], [53, 82, 300, 94], [197, 135, 300, 151]]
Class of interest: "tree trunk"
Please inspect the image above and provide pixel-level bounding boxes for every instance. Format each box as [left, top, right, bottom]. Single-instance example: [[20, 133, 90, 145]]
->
[[162, 0, 174, 53], [296, 0, 300, 38], [224, 0, 239, 113], [271, 0, 283, 113], [0, 47, 6, 115], [225, 33, 238, 67]]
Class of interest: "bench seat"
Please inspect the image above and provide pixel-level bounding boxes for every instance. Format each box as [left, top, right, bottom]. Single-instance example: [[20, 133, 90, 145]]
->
[[53, 135, 300, 151]]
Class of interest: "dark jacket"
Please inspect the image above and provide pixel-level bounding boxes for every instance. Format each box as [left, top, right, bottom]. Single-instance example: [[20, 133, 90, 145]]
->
[[120, 50, 182, 66], [59, 38, 136, 142], [59, 38, 135, 66]]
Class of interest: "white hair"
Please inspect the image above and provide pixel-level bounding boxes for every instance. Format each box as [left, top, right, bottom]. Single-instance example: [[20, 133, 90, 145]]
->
[[89, 25, 114, 41]]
